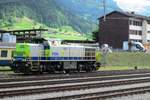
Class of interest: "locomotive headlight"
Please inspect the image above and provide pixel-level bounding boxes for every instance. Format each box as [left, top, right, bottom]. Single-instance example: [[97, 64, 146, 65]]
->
[[25, 58, 30, 61], [12, 59, 14, 61], [23, 59, 26, 61], [25, 63, 28, 67], [94, 63, 97, 67]]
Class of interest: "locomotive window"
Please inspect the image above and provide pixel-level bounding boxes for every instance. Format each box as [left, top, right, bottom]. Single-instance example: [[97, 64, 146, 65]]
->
[[1, 50, 8, 57], [85, 48, 95, 57], [44, 42, 50, 49]]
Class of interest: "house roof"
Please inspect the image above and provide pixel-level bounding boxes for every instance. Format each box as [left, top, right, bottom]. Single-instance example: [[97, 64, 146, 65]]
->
[[7, 29, 48, 33], [99, 10, 150, 20], [0, 30, 7, 33], [0, 42, 16, 49], [0, 29, 48, 33]]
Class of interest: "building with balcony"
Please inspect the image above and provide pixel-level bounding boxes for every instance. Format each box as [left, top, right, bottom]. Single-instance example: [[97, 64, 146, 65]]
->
[[98, 11, 150, 49]]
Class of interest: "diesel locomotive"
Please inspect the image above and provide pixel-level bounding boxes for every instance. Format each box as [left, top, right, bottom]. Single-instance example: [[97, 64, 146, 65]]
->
[[11, 39, 102, 74]]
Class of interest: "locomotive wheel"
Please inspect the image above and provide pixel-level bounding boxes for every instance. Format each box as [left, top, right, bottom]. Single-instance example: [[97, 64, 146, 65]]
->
[[65, 69, 70, 73], [48, 69, 55, 74], [49, 68, 55, 74], [39, 65, 43, 74], [77, 65, 82, 72], [24, 67, 31, 75], [85, 65, 92, 72]]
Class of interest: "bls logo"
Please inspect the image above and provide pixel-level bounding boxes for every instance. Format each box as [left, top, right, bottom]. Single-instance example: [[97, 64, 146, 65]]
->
[[52, 52, 59, 56]]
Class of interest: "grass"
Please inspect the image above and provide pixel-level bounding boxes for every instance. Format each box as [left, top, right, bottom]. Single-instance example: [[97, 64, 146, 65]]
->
[[99, 66, 133, 71], [2, 17, 45, 30], [0, 66, 12, 71], [2, 17, 92, 40], [43, 25, 91, 40], [107, 52, 150, 67], [45, 33, 87, 40], [0, 67, 13, 75], [99, 66, 150, 71], [59, 26, 78, 35], [99, 52, 150, 70]]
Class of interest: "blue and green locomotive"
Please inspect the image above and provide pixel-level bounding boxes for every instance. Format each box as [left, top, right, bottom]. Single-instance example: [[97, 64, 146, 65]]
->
[[11, 39, 101, 74]]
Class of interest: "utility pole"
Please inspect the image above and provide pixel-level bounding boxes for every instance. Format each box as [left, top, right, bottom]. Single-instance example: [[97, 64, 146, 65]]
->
[[102, 0, 106, 21]]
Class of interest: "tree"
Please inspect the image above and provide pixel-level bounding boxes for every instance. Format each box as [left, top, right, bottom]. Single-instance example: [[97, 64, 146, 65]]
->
[[92, 30, 99, 42]]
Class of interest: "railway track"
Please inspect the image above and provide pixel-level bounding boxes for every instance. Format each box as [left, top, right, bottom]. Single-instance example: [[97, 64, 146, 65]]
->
[[1, 69, 150, 82], [0, 70, 150, 100], [1, 77, 150, 98], [49, 85, 150, 100], [1, 70, 150, 99], [1, 73, 150, 88]]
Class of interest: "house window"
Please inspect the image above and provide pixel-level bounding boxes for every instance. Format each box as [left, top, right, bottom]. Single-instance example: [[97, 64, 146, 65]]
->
[[147, 40, 150, 42], [139, 22, 142, 26], [130, 30, 142, 35], [133, 21, 136, 25], [129, 20, 132, 25], [132, 21, 142, 26], [139, 31, 142, 35], [1, 50, 8, 57], [148, 21, 150, 24], [139, 40, 142, 42]]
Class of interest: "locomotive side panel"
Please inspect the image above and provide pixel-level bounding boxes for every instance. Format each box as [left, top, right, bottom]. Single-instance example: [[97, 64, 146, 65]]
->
[[50, 46, 70, 60], [69, 46, 84, 60], [29, 44, 44, 59]]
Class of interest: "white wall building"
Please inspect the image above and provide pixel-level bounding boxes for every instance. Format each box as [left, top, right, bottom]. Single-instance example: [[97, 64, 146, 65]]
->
[[129, 16, 150, 44]]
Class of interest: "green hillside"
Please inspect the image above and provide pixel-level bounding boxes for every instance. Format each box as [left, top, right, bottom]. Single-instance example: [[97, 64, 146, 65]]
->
[[0, 0, 101, 40], [2, 17, 43, 30], [0, 0, 97, 33]]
